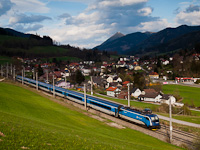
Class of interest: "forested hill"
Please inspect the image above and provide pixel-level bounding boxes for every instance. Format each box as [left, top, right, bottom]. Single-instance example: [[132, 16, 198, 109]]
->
[[0, 27, 111, 61]]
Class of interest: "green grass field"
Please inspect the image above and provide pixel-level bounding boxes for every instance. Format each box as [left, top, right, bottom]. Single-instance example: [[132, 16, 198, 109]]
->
[[0, 82, 181, 150], [162, 84, 200, 107]]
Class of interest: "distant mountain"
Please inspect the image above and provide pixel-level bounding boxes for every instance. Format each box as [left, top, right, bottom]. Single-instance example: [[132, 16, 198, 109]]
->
[[94, 25, 200, 55], [102, 32, 125, 45], [95, 32, 152, 54]]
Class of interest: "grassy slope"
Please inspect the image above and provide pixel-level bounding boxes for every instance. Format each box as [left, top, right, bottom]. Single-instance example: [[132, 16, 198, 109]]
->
[[162, 84, 200, 107], [0, 82, 181, 150]]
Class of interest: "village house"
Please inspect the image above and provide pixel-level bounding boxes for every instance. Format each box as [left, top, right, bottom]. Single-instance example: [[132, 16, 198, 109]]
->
[[118, 90, 128, 99], [105, 76, 114, 83], [107, 82, 122, 89], [149, 72, 159, 79], [55, 80, 72, 89], [106, 87, 121, 97], [88, 76, 105, 87], [134, 65, 142, 71], [81, 68, 91, 76], [160, 94, 176, 105], [138, 89, 162, 103], [113, 76, 122, 83], [130, 87, 141, 98]]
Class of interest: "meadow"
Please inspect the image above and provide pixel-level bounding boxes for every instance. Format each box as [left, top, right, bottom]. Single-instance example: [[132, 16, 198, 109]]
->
[[162, 84, 200, 107], [0, 82, 181, 150]]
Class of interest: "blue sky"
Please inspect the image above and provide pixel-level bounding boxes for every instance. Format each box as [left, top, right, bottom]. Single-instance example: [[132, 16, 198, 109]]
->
[[0, 0, 200, 48]]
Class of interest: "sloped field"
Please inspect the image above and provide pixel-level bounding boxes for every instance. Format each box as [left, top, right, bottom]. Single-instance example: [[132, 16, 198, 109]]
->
[[0, 82, 181, 150]]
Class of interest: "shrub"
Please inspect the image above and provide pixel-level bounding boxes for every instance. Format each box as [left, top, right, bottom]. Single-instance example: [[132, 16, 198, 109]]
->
[[195, 79, 200, 84]]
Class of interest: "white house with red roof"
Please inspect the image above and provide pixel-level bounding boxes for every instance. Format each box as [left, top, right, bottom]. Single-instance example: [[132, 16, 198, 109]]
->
[[106, 87, 121, 97]]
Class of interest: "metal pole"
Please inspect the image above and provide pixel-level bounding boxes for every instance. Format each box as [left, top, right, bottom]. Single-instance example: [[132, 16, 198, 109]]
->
[[33, 69, 35, 80], [169, 97, 172, 143], [23, 66, 25, 77], [1, 65, 3, 77], [13, 66, 15, 81], [128, 83, 130, 107], [10, 64, 12, 75], [65, 75, 67, 89], [22, 69, 24, 85], [84, 84, 87, 110], [91, 76, 93, 95], [46, 69, 48, 83], [53, 75, 55, 97], [6, 63, 8, 78], [36, 72, 38, 90]]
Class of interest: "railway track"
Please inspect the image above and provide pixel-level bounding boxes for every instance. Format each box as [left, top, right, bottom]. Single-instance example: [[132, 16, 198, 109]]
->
[[155, 124, 199, 146]]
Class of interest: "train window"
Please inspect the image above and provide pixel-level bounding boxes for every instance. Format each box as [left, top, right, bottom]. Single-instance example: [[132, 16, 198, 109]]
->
[[68, 94, 82, 101], [90, 101, 111, 110], [155, 116, 159, 120], [55, 89, 63, 94], [145, 117, 149, 121], [151, 116, 159, 122], [151, 117, 155, 121]]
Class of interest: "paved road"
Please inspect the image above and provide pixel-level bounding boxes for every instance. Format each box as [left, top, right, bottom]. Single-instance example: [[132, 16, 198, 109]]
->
[[158, 115, 200, 128], [177, 82, 200, 88]]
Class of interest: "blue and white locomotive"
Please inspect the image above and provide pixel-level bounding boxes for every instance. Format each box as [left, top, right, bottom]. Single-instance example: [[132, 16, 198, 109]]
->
[[16, 75, 160, 129]]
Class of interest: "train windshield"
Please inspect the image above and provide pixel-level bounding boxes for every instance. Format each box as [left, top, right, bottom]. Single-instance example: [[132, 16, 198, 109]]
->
[[151, 116, 159, 122]]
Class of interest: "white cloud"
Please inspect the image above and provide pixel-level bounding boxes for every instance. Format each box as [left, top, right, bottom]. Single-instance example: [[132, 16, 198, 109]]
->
[[175, 4, 200, 25], [10, 0, 49, 13], [120, 0, 148, 6], [138, 7, 152, 16], [135, 19, 173, 32], [175, 11, 200, 25]]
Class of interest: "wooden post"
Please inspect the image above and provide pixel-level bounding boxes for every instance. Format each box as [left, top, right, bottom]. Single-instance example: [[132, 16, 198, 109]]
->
[[169, 97, 172, 143], [53, 75, 55, 98], [84, 84, 87, 110], [128, 83, 130, 107], [36, 72, 38, 90], [91, 76, 93, 95]]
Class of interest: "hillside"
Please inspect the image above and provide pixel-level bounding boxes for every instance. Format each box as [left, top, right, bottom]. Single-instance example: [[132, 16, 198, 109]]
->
[[95, 32, 152, 54], [0, 82, 181, 149], [95, 25, 200, 55]]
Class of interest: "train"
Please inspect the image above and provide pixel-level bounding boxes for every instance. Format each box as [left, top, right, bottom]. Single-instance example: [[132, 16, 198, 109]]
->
[[16, 75, 160, 129]]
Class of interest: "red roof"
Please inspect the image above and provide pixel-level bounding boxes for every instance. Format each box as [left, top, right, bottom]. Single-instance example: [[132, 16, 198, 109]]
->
[[106, 87, 117, 91], [54, 71, 62, 77], [122, 81, 130, 85], [149, 72, 158, 75], [70, 63, 79, 66]]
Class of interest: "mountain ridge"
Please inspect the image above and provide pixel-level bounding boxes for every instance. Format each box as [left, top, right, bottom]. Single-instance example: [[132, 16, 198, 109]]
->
[[95, 25, 200, 55]]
